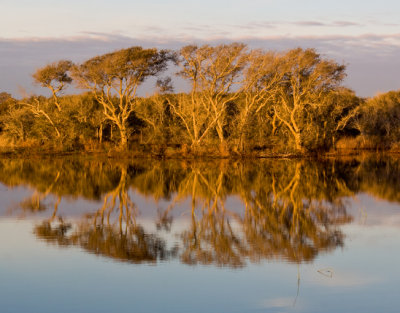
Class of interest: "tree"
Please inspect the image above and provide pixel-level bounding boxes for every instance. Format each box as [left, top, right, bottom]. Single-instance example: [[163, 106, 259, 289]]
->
[[358, 90, 400, 145], [19, 96, 62, 139], [134, 79, 176, 146], [32, 60, 73, 111], [234, 50, 283, 151], [0, 92, 12, 105], [171, 43, 248, 149], [72, 47, 171, 149], [0, 92, 16, 133], [10, 61, 73, 142], [1, 104, 33, 141], [272, 48, 346, 152]]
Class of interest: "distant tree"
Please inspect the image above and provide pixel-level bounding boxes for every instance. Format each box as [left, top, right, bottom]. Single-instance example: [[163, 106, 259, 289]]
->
[[72, 47, 171, 149], [0, 92, 15, 132], [0, 92, 12, 105], [359, 90, 400, 145]]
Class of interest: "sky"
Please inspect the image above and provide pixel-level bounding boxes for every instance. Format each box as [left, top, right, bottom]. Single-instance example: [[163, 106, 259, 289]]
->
[[1, 0, 400, 97]]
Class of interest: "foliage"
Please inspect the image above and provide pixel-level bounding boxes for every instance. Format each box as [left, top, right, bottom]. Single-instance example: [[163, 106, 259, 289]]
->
[[358, 91, 400, 147], [72, 47, 172, 149], [0, 43, 398, 154], [32, 60, 73, 111]]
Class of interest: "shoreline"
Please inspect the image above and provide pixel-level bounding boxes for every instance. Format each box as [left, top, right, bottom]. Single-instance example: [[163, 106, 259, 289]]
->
[[0, 147, 399, 160]]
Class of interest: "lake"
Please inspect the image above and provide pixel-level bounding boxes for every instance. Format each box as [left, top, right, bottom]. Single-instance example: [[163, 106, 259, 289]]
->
[[0, 156, 399, 312]]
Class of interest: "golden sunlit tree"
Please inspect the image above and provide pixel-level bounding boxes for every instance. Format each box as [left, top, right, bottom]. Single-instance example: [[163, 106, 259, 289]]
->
[[72, 47, 171, 149], [358, 90, 400, 147], [233, 50, 283, 151], [32, 60, 73, 112], [272, 48, 346, 152], [170, 43, 248, 151]]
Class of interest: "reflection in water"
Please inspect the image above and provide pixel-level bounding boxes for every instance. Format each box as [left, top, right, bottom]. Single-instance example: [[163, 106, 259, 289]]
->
[[35, 220, 174, 263], [32, 163, 177, 263], [3, 156, 399, 267]]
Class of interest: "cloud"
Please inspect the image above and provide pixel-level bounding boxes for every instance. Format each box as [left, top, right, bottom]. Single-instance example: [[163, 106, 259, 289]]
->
[[294, 20, 360, 27], [332, 21, 360, 27], [292, 21, 326, 27], [236, 21, 277, 30], [237, 20, 360, 30]]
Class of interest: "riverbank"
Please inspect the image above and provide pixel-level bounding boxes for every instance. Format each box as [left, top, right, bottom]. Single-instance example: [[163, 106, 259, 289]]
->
[[1, 143, 399, 160]]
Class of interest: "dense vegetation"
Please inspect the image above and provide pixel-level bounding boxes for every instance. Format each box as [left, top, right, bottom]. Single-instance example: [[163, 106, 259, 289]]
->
[[0, 43, 399, 156]]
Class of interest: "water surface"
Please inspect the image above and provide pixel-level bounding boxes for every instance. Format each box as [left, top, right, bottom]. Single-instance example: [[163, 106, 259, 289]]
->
[[0, 157, 399, 312]]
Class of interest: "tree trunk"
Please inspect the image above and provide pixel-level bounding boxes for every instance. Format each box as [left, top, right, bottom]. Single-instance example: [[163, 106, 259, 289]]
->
[[120, 132, 128, 150], [99, 123, 103, 144], [118, 123, 128, 150], [294, 133, 303, 152], [216, 122, 224, 143]]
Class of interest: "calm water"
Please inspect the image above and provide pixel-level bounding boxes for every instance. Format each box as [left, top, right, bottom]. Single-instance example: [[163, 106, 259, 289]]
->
[[0, 157, 399, 312]]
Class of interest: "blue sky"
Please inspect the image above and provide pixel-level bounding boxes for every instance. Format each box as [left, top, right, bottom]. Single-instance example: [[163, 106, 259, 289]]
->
[[1, 0, 400, 97]]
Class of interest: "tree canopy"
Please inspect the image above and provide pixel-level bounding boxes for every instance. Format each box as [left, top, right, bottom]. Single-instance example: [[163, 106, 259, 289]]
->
[[72, 47, 172, 149], [0, 43, 398, 155]]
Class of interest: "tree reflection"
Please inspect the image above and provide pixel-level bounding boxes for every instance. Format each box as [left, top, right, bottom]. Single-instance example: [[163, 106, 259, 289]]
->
[[35, 219, 72, 246], [4, 156, 399, 267], [174, 161, 351, 266], [237, 161, 352, 263], [33, 164, 175, 264]]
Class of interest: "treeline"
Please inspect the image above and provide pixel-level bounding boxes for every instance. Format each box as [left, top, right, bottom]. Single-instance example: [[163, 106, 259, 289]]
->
[[0, 43, 399, 155]]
